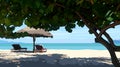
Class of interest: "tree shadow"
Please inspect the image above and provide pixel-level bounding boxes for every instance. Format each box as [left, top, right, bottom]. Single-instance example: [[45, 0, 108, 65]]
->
[[0, 53, 114, 67]]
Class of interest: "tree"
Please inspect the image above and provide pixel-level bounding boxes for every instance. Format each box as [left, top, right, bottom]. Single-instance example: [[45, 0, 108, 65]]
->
[[0, 0, 120, 67]]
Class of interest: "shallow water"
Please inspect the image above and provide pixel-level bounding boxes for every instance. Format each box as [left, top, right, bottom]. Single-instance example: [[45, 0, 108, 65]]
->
[[0, 43, 110, 50]]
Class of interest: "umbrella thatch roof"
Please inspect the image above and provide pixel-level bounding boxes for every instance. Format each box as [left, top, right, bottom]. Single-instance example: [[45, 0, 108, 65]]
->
[[17, 27, 53, 37]]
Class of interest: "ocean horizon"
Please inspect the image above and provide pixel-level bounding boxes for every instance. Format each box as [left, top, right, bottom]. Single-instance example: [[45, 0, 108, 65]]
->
[[0, 43, 114, 50]]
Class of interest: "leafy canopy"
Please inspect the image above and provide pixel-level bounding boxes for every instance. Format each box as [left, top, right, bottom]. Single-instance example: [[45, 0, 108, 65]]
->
[[0, 0, 120, 38]]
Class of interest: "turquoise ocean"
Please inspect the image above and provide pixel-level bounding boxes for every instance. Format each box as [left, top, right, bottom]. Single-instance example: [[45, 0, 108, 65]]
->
[[0, 43, 114, 50]]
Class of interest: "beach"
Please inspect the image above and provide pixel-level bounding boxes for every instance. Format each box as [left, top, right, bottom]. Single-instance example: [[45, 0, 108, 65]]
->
[[0, 49, 120, 67]]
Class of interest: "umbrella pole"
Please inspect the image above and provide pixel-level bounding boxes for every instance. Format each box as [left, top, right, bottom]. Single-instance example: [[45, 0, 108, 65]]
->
[[33, 36, 36, 52]]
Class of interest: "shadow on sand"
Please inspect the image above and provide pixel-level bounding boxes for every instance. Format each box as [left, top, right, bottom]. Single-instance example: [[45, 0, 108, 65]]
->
[[0, 53, 114, 67]]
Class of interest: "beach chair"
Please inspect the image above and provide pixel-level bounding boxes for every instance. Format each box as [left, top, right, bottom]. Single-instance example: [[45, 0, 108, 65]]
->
[[35, 45, 47, 52], [12, 44, 27, 51]]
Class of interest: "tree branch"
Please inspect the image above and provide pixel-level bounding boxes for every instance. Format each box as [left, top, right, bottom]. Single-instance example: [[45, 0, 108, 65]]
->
[[55, 3, 65, 8], [91, 23, 116, 48], [103, 32, 116, 48], [98, 21, 120, 37]]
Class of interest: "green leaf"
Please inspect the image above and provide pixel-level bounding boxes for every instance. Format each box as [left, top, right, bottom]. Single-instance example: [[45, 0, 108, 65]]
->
[[25, 20, 31, 26], [77, 21, 84, 27], [35, 1, 40, 8], [106, 17, 113, 21], [53, 15, 58, 21], [76, 0, 84, 5], [88, 30, 93, 34], [65, 25, 73, 33], [69, 23, 76, 28], [4, 18, 11, 26], [46, 4, 54, 13], [116, 12, 120, 18]]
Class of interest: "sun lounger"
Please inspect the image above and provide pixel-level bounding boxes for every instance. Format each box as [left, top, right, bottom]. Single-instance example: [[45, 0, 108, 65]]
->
[[35, 45, 47, 52], [11, 44, 27, 51]]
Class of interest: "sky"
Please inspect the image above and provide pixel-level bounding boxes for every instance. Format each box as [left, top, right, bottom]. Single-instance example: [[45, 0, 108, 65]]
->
[[0, 23, 120, 43]]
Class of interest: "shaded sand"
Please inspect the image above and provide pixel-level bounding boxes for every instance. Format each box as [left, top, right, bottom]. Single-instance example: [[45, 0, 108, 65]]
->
[[0, 49, 120, 67]]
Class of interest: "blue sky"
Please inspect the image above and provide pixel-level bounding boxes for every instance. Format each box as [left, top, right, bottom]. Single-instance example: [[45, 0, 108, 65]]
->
[[0, 23, 120, 43]]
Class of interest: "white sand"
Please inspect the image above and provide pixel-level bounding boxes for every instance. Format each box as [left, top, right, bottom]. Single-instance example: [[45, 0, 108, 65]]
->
[[0, 49, 119, 67]]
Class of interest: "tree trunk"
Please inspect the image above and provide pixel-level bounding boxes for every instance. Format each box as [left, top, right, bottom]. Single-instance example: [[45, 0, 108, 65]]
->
[[96, 37, 120, 67], [107, 46, 120, 67]]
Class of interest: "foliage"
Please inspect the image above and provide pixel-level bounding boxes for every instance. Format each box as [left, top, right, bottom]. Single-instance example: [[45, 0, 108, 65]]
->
[[0, 0, 120, 38]]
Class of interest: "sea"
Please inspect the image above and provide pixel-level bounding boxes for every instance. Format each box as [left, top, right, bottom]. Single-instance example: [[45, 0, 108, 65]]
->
[[1, 43, 119, 51]]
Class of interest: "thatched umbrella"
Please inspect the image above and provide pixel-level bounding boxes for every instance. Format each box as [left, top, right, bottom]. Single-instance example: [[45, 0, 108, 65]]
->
[[17, 27, 53, 52]]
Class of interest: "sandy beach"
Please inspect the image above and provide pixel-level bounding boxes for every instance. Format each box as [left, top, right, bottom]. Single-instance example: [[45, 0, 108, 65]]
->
[[0, 49, 120, 67]]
